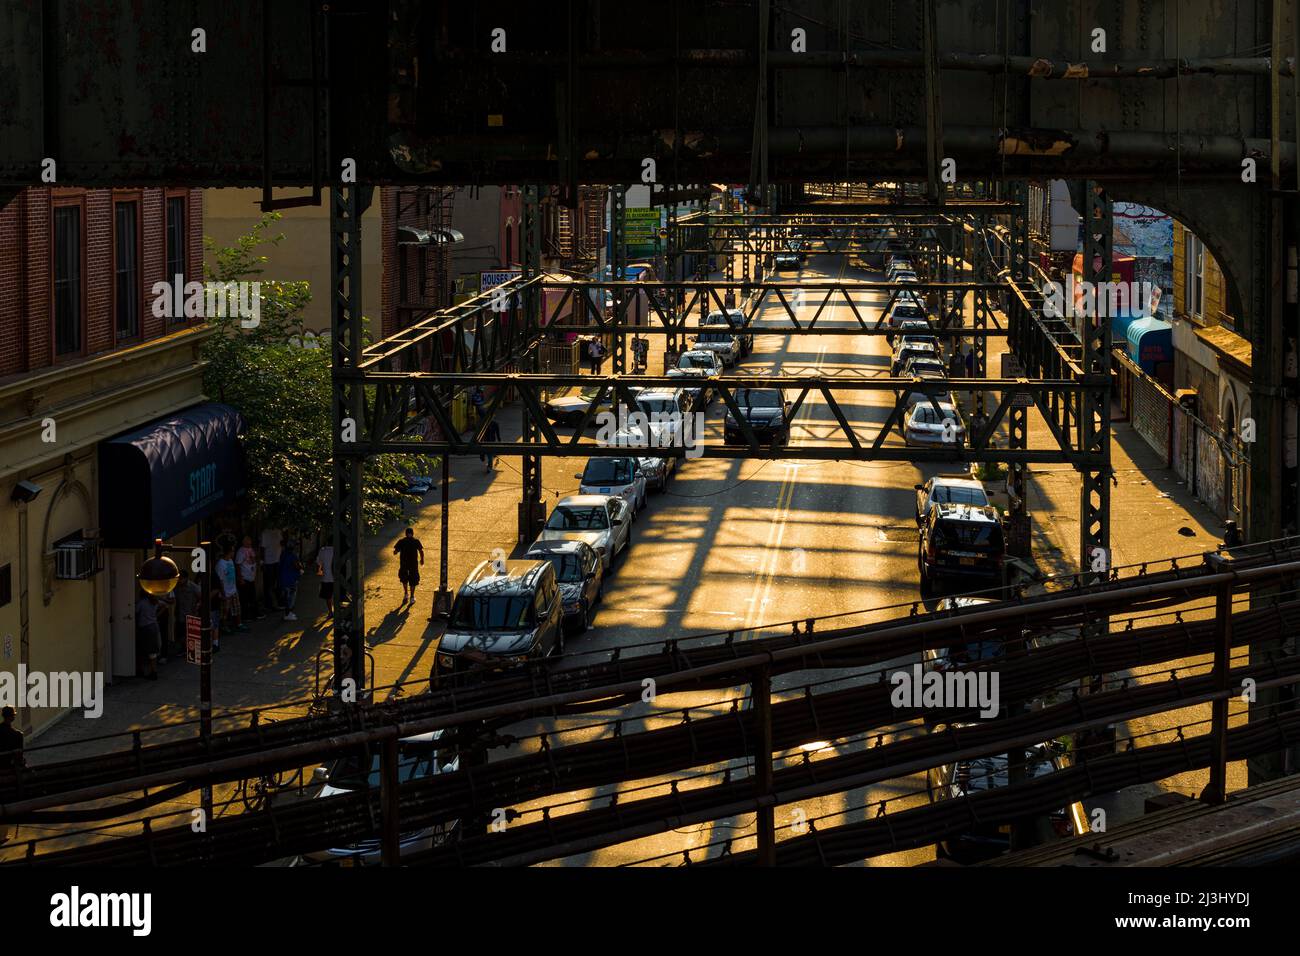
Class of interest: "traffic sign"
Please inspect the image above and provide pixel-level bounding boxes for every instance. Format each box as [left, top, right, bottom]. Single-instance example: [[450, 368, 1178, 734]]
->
[[186, 614, 202, 664]]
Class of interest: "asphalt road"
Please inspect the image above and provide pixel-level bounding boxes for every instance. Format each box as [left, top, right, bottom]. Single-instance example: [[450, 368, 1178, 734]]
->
[[491, 252, 951, 866]]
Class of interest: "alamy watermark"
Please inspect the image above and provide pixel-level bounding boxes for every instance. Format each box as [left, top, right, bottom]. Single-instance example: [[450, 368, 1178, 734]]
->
[[151, 275, 261, 327], [50, 886, 151, 936], [594, 408, 707, 458], [890, 662, 1000, 718], [0, 665, 104, 718], [1042, 275, 1159, 321]]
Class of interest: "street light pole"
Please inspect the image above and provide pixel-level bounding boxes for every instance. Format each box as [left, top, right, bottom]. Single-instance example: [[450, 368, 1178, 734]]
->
[[141, 537, 214, 824]]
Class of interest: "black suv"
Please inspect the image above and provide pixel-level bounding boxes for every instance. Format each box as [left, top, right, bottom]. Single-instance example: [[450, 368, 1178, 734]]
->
[[723, 387, 791, 446], [918, 502, 1006, 596], [435, 559, 565, 676]]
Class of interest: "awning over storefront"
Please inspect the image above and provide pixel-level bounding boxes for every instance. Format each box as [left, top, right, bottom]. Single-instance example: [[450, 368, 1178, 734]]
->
[[99, 403, 246, 547]]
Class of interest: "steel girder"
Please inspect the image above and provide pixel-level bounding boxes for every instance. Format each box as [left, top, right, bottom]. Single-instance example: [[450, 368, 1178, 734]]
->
[[356, 371, 1101, 465], [330, 184, 371, 696]]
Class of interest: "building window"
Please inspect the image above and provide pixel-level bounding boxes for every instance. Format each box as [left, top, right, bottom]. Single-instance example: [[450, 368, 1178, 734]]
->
[[166, 195, 186, 316], [114, 201, 140, 341], [53, 205, 83, 356], [504, 224, 513, 266], [1185, 232, 1204, 320]]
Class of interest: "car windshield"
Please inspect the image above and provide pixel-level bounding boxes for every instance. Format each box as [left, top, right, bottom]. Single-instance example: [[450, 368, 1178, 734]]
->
[[547, 506, 609, 530], [638, 396, 678, 415], [326, 740, 443, 791], [895, 306, 925, 320], [735, 388, 783, 408], [450, 594, 535, 630], [933, 485, 989, 506], [907, 360, 946, 375], [698, 331, 732, 343], [533, 552, 585, 583], [681, 355, 715, 369], [913, 405, 958, 425], [583, 459, 633, 484]]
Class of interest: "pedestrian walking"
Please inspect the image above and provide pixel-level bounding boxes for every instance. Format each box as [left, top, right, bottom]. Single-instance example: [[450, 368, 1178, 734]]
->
[[173, 568, 201, 657], [135, 592, 162, 679], [279, 539, 304, 622], [215, 545, 247, 633], [633, 335, 649, 373], [0, 707, 24, 770], [470, 385, 487, 429], [316, 542, 335, 619], [587, 336, 605, 374], [235, 535, 263, 620], [260, 528, 283, 611], [393, 527, 425, 605], [480, 417, 502, 471]]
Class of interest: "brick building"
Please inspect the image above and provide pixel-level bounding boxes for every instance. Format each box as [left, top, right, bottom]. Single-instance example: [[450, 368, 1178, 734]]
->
[[0, 187, 241, 737]]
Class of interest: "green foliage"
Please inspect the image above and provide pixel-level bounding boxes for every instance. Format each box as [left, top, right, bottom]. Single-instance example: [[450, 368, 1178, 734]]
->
[[202, 214, 434, 536]]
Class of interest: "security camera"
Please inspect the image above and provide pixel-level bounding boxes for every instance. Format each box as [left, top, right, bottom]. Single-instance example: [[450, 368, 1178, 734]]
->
[[10, 480, 41, 504]]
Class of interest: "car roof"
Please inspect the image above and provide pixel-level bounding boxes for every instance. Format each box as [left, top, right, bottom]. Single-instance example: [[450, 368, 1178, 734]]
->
[[526, 539, 595, 558], [934, 502, 1000, 522], [680, 349, 716, 359], [462, 559, 551, 594], [929, 477, 985, 491], [636, 388, 682, 400], [555, 494, 618, 507]]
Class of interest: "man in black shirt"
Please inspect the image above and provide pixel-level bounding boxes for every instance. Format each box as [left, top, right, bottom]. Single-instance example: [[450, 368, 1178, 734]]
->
[[0, 707, 24, 770], [393, 527, 425, 605]]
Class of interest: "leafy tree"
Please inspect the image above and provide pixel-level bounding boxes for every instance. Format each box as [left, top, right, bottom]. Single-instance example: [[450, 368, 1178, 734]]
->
[[202, 214, 435, 536]]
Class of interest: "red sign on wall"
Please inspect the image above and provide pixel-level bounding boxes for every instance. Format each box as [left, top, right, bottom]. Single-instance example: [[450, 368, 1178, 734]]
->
[[186, 615, 202, 664]]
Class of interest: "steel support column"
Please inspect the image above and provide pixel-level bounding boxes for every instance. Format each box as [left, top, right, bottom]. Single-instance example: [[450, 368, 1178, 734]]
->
[[1078, 180, 1114, 758], [330, 183, 371, 698], [519, 184, 545, 546], [1007, 181, 1032, 547]]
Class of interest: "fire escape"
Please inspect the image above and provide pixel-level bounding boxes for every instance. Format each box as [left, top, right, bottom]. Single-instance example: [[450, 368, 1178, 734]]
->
[[544, 186, 607, 277]]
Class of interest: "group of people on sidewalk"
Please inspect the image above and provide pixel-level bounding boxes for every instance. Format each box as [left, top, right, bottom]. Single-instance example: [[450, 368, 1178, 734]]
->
[[133, 531, 336, 680]]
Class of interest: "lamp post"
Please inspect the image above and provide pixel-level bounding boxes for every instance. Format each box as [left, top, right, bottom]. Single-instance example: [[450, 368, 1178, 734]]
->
[[139, 537, 214, 823]]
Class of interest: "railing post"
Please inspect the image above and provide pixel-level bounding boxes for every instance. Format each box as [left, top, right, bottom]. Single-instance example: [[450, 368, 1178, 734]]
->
[[380, 735, 401, 865], [1205, 565, 1234, 804], [754, 663, 775, 865]]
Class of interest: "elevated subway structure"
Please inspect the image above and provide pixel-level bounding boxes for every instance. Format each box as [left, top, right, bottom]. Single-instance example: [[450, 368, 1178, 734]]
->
[[5, 0, 1300, 861], [2, 543, 1300, 865]]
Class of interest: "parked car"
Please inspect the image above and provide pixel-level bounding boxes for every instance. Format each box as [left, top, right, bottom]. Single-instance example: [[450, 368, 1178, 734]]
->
[[927, 735, 1088, 863], [524, 539, 603, 634], [915, 476, 992, 524], [436, 558, 567, 669], [545, 386, 627, 428], [705, 309, 753, 357], [901, 356, 949, 380], [902, 388, 958, 410], [723, 387, 791, 447], [300, 732, 459, 866], [576, 456, 647, 516], [691, 328, 742, 367], [905, 400, 965, 448], [896, 332, 942, 358], [774, 251, 801, 270], [537, 494, 632, 570], [918, 502, 1007, 595], [885, 298, 929, 345], [667, 349, 724, 405], [619, 388, 691, 489], [891, 342, 940, 375]]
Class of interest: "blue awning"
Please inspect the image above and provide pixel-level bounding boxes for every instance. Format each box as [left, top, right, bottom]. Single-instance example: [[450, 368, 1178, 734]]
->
[[99, 403, 246, 547]]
